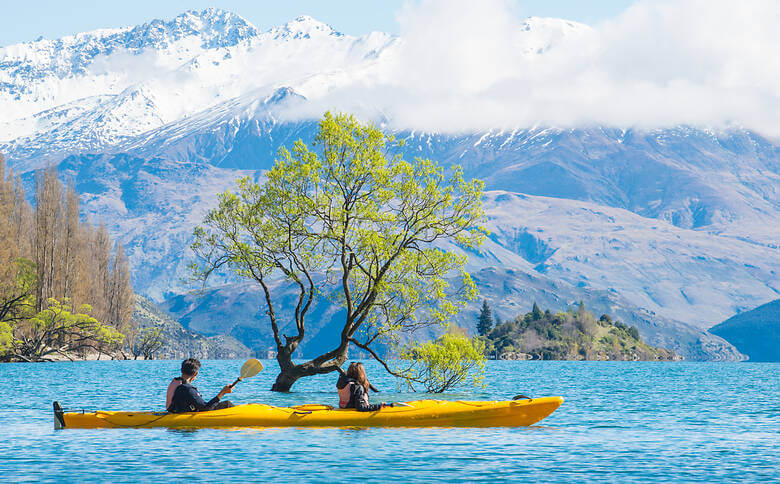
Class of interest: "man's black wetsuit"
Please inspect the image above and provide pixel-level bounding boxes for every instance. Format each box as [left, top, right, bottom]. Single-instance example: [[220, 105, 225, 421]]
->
[[167, 382, 233, 413]]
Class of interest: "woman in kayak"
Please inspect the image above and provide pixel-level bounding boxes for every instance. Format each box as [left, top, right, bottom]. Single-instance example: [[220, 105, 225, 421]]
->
[[337, 362, 386, 411], [166, 358, 235, 413]]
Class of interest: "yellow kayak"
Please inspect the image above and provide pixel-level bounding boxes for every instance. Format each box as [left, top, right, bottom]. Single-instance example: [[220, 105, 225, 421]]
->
[[54, 397, 563, 429]]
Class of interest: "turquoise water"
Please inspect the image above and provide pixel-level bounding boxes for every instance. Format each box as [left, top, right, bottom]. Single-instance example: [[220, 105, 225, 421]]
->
[[2, 360, 778, 482]]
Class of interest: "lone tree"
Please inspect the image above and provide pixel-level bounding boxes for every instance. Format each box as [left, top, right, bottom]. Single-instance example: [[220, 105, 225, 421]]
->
[[192, 112, 486, 391], [400, 328, 485, 392], [477, 299, 493, 336], [132, 326, 164, 360]]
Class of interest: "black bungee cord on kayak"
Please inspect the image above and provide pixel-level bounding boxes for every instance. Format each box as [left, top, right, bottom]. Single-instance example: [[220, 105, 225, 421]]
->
[[54, 400, 171, 429]]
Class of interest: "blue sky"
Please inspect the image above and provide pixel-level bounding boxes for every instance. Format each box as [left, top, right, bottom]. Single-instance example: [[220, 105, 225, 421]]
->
[[1, 0, 637, 46]]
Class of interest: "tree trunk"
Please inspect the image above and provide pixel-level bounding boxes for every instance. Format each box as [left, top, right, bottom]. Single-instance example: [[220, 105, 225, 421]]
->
[[271, 347, 301, 391], [270, 346, 348, 392], [271, 369, 303, 392]]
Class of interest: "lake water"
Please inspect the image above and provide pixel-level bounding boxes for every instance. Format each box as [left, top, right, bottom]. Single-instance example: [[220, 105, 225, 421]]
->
[[1, 360, 778, 482]]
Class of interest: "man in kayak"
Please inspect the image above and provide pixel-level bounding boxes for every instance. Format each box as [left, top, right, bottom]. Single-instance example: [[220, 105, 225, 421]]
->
[[337, 362, 387, 411], [166, 358, 235, 413]]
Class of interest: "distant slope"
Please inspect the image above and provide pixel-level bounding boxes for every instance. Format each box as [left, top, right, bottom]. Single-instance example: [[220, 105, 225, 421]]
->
[[485, 305, 679, 361], [132, 295, 252, 359], [709, 299, 780, 362], [161, 268, 744, 362]]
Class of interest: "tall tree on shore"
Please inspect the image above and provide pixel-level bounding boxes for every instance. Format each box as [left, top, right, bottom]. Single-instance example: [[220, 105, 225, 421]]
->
[[193, 112, 486, 391], [12, 171, 33, 254], [59, 184, 82, 303], [1, 159, 135, 361], [34, 167, 64, 311], [0, 154, 17, 274], [107, 243, 134, 336], [89, 222, 112, 323], [0, 155, 33, 259], [477, 299, 493, 336], [0, 155, 36, 327]]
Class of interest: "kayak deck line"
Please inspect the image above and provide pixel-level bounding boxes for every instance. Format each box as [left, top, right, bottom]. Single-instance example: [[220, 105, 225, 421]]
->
[[53, 396, 564, 429]]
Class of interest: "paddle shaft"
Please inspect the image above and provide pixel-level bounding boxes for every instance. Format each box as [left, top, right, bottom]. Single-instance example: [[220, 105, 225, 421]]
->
[[229, 377, 242, 388]]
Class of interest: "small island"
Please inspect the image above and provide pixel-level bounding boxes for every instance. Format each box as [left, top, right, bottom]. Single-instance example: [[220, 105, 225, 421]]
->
[[478, 301, 679, 361]]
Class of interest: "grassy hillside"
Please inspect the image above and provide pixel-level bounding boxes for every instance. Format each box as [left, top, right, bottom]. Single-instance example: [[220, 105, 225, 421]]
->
[[709, 299, 779, 362], [485, 303, 679, 361], [132, 295, 251, 360]]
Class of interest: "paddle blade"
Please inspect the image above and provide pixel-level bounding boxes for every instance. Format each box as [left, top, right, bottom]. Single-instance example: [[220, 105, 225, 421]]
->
[[240, 358, 264, 379]]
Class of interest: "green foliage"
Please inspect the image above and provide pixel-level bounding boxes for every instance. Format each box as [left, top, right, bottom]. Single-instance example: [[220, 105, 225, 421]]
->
[[0, 320, 12, 353], [6, 298, 124, 361], [531, 301, 543, 320], [1, 159, 133, 360], [192, 111, 487, 389], [0, 258, 37, 324], [485, 303, 676, 361], [0, 258, 129, 361], [400, 329, 486, 392], [132, 326, 164, 360], [0, 259, 36, 359], [477, 299, 493, 336]]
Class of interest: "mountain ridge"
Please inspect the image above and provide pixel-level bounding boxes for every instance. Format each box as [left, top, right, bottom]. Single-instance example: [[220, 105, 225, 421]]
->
[[709, 299, 780, 361], [2, 9, 777, 361]]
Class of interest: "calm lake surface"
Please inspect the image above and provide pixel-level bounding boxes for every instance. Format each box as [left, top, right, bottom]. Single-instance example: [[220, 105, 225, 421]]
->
[[2, 360, 778, 482]]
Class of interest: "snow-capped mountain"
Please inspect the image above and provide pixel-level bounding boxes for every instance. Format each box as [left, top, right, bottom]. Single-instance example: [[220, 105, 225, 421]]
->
[[0, 9, 256, 119], [2, 9, 778, 360], [0, 9, 396, 165]]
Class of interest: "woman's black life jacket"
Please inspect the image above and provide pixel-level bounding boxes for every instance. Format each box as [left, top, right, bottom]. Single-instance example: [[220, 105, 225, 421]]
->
[[336, 374, 382, 412]]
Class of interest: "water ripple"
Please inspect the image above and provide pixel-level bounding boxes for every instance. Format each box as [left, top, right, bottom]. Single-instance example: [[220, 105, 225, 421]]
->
[[1, 360, 778, 482]]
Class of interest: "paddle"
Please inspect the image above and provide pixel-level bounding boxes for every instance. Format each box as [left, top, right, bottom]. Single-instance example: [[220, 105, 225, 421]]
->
[[229, 358, 264, 388]]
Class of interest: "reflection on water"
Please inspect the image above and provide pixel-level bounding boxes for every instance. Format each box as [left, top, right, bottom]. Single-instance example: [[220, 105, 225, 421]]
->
[[165, 427, 201, 436], [2, 360, 778, 482]]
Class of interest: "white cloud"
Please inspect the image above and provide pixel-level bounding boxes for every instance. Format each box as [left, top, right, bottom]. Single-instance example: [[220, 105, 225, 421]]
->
[[4, 0, 779, 140], [303, 0, 780, 135]]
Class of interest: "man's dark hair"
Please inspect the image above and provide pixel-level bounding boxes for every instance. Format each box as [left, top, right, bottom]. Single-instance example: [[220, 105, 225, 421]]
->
[[181, 358, 201, 376]]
